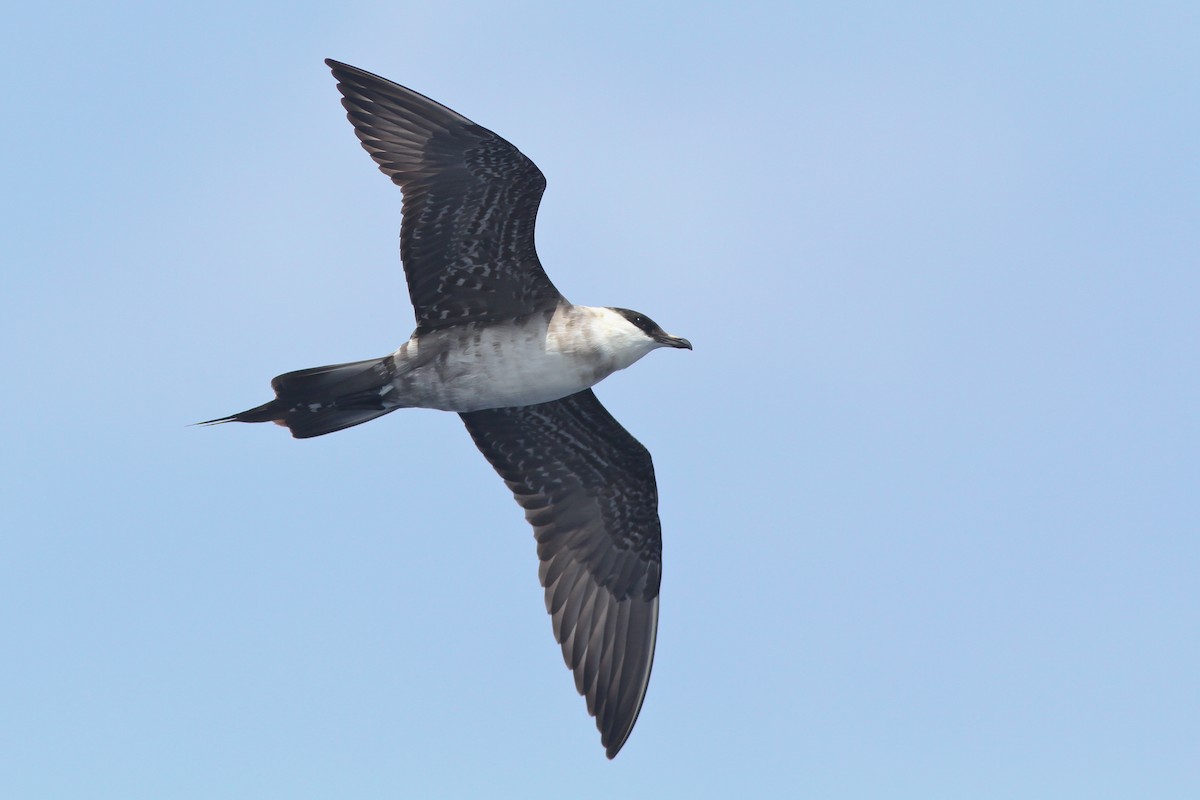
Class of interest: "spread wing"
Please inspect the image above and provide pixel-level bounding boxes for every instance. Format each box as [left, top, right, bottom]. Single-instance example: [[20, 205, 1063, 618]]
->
[[460, 390, 662, 758], [326, 59, 563, 330]]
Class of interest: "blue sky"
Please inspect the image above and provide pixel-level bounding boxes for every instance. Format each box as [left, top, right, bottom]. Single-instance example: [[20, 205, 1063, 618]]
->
[[3, 2, 1197, 797]]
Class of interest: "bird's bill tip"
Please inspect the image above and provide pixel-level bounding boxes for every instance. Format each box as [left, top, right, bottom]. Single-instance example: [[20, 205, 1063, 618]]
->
[[661, 335, 692, 350]]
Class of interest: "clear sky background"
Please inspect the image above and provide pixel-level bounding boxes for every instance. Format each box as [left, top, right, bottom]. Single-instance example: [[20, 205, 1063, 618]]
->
[[2, 2, 1196, 797]]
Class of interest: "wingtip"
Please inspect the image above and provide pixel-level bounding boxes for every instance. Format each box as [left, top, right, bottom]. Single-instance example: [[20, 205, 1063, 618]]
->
[[601, 721, 634, 759], [324, 58, 361, 82]]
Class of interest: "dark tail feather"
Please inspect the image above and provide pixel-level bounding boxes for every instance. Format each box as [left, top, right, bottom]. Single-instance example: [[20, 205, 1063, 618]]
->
[[199, 356, 402, 439]]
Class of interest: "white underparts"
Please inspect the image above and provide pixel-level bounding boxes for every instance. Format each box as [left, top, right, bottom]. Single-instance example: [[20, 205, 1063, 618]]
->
[[384, 305, 664, 413]]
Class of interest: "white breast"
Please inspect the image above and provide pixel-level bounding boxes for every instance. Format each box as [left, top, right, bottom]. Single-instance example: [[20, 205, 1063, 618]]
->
[[389, 305, 658, 412]]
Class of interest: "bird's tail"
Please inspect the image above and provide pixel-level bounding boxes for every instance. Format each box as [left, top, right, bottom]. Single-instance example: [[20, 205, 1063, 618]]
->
[[199, 356, 402, 439]]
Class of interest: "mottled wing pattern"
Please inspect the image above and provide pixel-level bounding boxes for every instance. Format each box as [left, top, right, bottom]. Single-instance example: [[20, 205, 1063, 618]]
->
[[460, 390, 662, 758], [326, 60, 563, 329]]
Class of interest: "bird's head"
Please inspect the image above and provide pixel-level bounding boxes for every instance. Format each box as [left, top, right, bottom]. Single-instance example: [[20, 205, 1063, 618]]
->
[[608, 307, 693, 352]]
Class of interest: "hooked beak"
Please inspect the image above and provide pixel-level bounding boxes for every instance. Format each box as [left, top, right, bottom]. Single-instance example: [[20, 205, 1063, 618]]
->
[[657, 334, 693, 350]]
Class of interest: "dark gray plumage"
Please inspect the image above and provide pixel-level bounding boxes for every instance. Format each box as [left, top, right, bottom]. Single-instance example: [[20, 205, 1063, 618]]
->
[[328, 60, 563, 329], [205, 60, 688, 759], [461, 389, 661, 758], [324, 60, 669, 757]]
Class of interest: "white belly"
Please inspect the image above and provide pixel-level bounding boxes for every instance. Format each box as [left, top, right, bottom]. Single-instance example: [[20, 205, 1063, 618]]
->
[[387, 307, 640, 412]]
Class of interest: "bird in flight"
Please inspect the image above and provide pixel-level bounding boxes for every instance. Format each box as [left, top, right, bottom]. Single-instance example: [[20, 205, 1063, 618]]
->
[[203, 59, 691, 758]]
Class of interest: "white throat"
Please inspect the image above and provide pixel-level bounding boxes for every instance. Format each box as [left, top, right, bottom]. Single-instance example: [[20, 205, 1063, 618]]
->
[[549, 305, 662, 372]]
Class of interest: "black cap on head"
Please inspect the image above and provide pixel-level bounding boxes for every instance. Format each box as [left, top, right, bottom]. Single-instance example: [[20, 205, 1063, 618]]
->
[[610, 308, 692, 350]]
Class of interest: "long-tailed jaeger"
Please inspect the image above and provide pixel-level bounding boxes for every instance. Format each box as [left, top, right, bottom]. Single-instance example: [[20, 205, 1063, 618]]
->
[[202, 60, 691, 758]]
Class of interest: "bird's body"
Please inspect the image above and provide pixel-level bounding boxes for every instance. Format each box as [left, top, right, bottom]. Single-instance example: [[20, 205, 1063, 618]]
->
[[204, 59, 689, 758], [373, 303, 669, 413]]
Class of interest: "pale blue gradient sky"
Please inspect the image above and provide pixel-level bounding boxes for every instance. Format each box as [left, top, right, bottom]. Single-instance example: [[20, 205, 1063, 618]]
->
[[3, 2, 1197, 797]]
